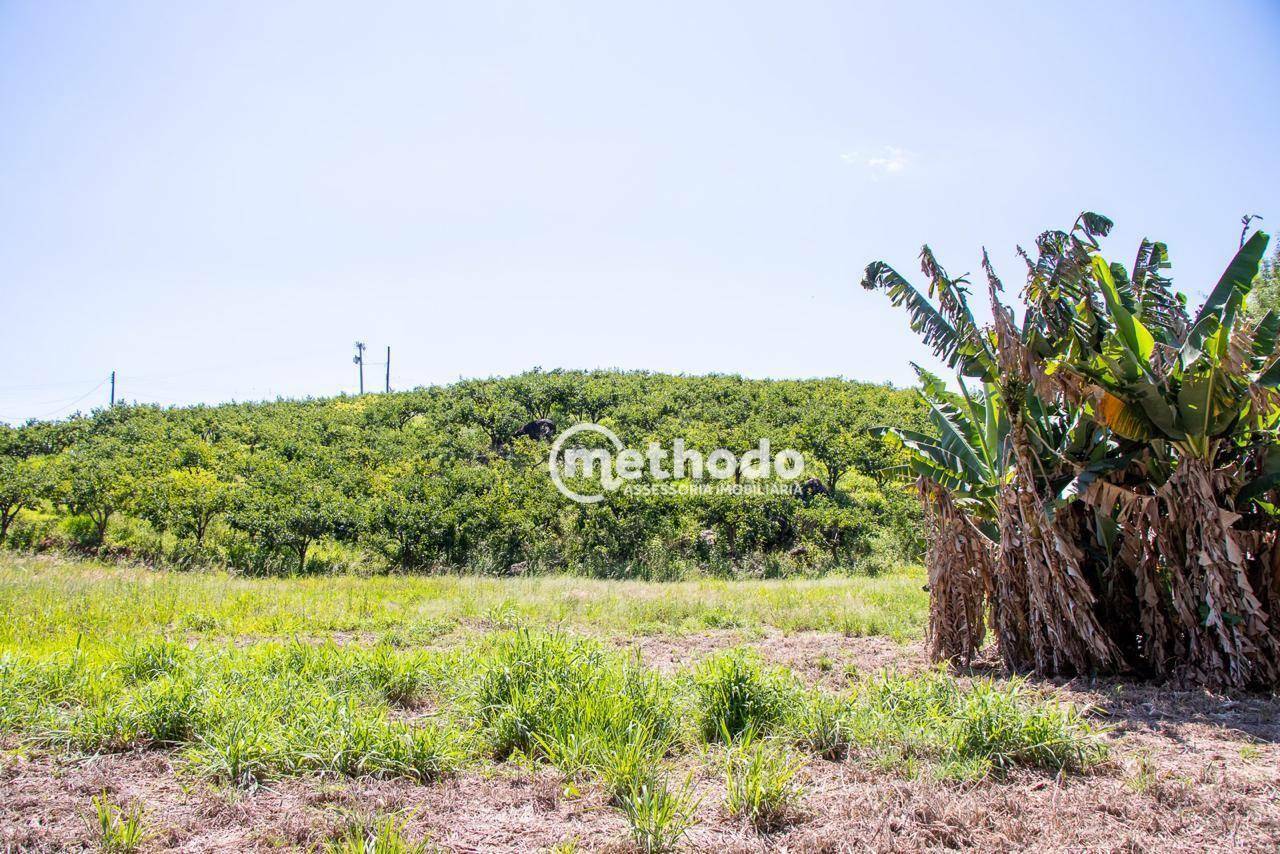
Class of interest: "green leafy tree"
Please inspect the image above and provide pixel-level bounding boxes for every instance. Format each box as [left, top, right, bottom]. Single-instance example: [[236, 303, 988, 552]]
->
[[227, 457, 354, 573], [795, 384, 913, 493], [158, 467, 232, 548], [0, 457, 46, 544], [50, 440, 139, 547], [8, 371, 924, 578]]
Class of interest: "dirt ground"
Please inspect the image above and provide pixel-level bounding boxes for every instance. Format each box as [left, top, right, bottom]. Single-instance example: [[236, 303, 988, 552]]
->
[[2, 632, 1278, 853]]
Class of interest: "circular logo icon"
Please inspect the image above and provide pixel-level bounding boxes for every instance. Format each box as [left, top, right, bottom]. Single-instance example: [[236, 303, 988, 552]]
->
[[548, 422, 625, 504]]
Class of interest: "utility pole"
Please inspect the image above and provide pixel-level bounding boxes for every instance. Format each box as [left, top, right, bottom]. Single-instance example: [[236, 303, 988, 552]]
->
[[353, 342, 366, 394], [385, 346, 391, 393], [110, 371, 115, 406]]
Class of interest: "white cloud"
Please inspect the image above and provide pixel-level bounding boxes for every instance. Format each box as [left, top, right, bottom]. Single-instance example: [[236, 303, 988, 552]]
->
[[842, 146, 911, 178]]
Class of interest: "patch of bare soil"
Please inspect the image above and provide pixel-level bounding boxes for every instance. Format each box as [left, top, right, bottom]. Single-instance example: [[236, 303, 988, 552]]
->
[[3, 634, 1278, 852], [0, 753, 626, 853]]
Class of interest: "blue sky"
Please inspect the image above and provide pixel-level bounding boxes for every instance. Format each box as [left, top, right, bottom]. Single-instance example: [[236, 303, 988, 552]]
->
[[1, 1, 1277, 422]]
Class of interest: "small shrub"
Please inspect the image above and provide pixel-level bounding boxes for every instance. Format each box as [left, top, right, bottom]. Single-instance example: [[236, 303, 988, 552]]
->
[[60, 515, 102, 550], [108, 516, 166, 563], [3, 512, 56, 552]]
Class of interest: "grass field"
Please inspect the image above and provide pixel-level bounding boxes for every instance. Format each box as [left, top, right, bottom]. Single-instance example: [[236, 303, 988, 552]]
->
[[1, 555, 1276, 852], [0, 555, 929, 649]]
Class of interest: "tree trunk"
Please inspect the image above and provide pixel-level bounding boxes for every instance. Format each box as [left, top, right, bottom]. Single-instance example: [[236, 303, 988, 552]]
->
[[0, 506, 18, 544], [984, 279, 1123, 676], [1114, 498, 1174, 677], [94, 510, 112, 548]]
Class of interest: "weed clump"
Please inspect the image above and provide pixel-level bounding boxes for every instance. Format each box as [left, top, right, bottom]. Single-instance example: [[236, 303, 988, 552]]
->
[[688, 650, 797, 743], [86, 793, 146, 853], [117, 639, 188, 684], [845, 669, 1108, 778], [616, 773, 700, 853], [465, 628, 677, 798], [722, 728, 805, 830], [787, 692, 853, 760], [328, 814, 426, 854]]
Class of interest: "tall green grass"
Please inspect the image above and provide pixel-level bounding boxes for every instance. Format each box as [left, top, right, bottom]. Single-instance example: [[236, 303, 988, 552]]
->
[[796, 668, 1110, 778], [2, 641, 468, 785], [1, 631, 1106, 790], [616, 774, 700, 853], [687, 651, 799, 743], [722, 728, 805, 830], [0, 555, 928, 650]]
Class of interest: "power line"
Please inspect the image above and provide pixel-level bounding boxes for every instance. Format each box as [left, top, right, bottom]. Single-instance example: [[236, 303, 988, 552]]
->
[[0, 376, 111, 393], [3, 348, 341, 395], [120, 349, 333, 383], [25, 376, 111, 421], [3, 342, 405, 423], [13, 378, 111, 412]]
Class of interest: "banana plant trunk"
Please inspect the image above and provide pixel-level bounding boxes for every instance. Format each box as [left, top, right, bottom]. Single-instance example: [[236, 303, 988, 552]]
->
[[1154, 456, 1280, 690], [994, 416, 1125, 675], [919, 479, 991, 665]]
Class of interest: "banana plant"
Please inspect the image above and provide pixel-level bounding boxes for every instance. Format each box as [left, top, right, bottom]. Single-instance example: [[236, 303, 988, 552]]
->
[[862, 247, 998, 382], [873, 365, 1007, 532], [864, 221, 1123, 518], [866, 212, 1280, 688], [1051, 230, 1276, 463]]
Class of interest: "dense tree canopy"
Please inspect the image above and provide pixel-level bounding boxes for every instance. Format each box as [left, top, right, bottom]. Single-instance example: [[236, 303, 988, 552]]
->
[[0, 371, 927, 578]]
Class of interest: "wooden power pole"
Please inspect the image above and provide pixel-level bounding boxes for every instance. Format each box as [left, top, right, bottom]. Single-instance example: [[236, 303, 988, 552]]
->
[[385, 347, 391, 393], [110, 371, 115, 406]]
